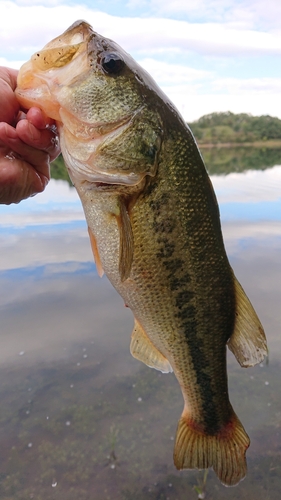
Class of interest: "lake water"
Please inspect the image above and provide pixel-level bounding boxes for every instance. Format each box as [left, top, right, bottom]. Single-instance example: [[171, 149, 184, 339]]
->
[[0, 150, 281, 499]]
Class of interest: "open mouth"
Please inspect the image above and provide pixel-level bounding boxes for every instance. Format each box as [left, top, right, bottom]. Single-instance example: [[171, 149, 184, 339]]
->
[[91, 182, 117, 190]]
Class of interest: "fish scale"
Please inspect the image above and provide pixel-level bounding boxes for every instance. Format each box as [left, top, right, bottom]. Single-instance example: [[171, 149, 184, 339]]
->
[[16, 20, 267, 486], [127, 126, 235, 425]]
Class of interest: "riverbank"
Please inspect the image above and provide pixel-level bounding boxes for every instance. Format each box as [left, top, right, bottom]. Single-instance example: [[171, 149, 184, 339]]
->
[[197, 140, 281, 148]]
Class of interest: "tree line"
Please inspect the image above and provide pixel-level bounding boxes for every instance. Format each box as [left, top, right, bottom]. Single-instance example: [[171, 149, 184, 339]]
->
[[188, 111, 281, 143]]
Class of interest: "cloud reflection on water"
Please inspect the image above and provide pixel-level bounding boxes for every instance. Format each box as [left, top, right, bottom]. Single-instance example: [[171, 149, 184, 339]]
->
[[0, 168, 281, 498], [0, 169, 281, 362], [212, 165, 281, 221]]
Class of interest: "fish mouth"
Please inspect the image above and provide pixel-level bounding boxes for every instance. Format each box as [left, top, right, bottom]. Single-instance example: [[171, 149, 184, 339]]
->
[[88, 182, 127, 192], [16, 21, 93, 120], [16, 68, 61, 120]]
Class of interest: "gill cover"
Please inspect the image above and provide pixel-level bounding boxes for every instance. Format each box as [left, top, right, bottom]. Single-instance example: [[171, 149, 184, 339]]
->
[[16, 20, 164, 187]]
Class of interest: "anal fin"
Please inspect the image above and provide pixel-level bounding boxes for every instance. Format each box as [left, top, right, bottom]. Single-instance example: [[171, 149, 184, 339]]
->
[[227, 276, 267, 367], [88, 227, 104, 278], [130, 319, 173, 374]]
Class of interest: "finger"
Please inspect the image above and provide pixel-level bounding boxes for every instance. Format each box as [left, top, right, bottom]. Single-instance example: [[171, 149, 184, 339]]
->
[[26, 107, 56, 129], [0, 155, 48, 205], [0, 122, 50, 179], [16, 119, 60, 162], [0, 68, 20, 124], [0, 67, 18, 91]]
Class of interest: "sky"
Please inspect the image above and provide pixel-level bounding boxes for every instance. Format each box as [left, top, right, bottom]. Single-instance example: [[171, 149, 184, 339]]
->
[[1, 0, 281, 122]]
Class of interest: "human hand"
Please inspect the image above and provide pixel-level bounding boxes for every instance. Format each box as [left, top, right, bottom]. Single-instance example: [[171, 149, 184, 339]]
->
[[0, 66, 60, 205]]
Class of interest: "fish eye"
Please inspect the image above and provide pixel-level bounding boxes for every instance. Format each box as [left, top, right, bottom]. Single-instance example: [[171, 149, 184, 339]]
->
[[101, 53, 124, 75]]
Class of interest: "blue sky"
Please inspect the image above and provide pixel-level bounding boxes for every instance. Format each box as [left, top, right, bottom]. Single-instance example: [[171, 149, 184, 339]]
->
[[1, 0, 281, 121]]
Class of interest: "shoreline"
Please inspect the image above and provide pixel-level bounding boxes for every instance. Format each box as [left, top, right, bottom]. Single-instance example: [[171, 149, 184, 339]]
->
[[197, 140, 281, 148]]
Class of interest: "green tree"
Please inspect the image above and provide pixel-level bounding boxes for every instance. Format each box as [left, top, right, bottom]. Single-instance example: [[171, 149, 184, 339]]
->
[[188, 112, 281, 143]]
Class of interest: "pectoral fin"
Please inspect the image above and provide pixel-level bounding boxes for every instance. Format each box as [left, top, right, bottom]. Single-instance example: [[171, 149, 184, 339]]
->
[[88, 227, 104, 278], [130, 319, 173, 373], [116, 200, 134, 282], [227, 276, 267, 367]]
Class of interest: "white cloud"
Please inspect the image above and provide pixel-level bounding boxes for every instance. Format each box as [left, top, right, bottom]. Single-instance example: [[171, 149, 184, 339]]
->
[[2, 2, 281, 60], [212, 77, 281, 94], [115, 19, 281, 57], [166, 90, 281, 122], [1, 2, 281, 121], [0, 57, 25, 69], [149, 0, 235, 21], [139, 58, 211, 85], [149, 0, 281, 31], [1, 2, 95, 55], [15, 0, 62, 4], [223, 0, 281, 31]]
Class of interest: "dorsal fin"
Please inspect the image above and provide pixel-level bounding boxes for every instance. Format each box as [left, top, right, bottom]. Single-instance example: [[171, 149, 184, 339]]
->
[[227, 276, 267, 367], [130, 319, 173, 373]]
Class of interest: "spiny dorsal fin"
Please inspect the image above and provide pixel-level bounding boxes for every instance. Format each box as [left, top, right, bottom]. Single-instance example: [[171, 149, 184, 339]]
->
[[116, 199, 134, 282], [88, 227, 104, 278], [130, 319, 173, 374], [227, 276, 267, 367]]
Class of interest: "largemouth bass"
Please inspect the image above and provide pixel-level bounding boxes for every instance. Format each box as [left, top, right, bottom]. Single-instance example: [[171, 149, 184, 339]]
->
[[16, 20, 267, 486]]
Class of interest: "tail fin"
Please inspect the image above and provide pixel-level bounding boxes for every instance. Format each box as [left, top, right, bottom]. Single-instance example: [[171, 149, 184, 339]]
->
[[173, 411, 249, 486]]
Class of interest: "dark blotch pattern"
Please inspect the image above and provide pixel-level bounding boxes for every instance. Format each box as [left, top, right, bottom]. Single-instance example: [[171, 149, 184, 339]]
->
[[156, 240, 175, 259], [149, 188, 227, 434]]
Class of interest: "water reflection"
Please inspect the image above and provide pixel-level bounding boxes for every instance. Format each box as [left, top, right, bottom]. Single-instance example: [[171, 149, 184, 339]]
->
[[202, 145, 281, 175], [0, 163, 281, 499]]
